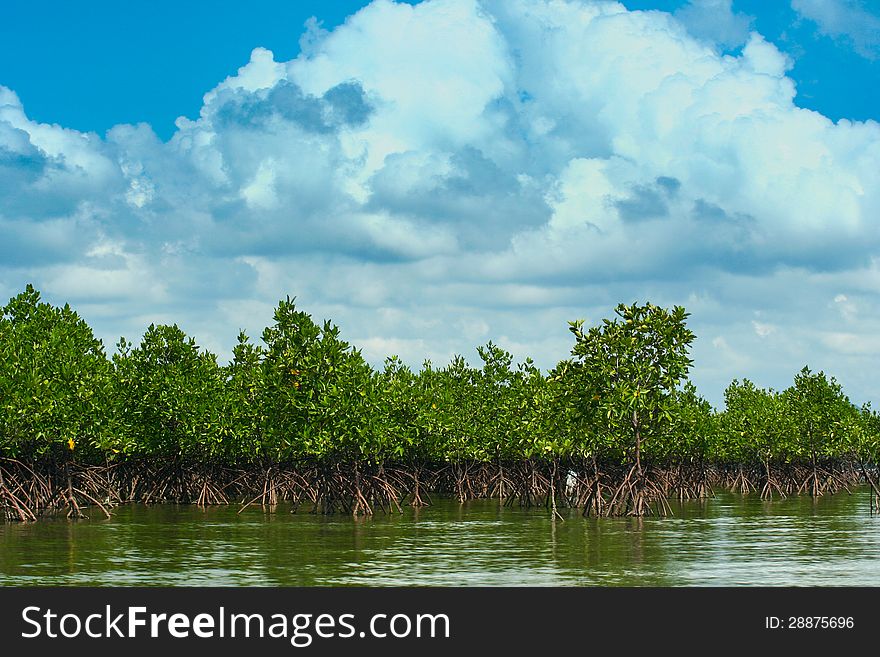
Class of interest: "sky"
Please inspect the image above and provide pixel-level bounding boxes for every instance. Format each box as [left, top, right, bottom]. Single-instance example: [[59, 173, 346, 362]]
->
[[1, 0, 879, 407]]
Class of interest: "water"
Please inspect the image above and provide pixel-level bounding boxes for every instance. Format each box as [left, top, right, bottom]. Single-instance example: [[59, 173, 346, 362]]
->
[[2, 489, 879, 586]]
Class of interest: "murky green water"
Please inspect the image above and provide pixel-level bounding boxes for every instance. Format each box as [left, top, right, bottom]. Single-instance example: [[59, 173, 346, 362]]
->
[[2, 489, 879, 586]]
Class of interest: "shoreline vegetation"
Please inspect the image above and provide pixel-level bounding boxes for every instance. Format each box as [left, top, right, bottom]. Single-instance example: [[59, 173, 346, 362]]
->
[[2, 285, 879, 522]]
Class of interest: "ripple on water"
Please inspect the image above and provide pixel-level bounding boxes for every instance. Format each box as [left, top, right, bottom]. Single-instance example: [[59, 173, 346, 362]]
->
[[2, 490, 880, 586]]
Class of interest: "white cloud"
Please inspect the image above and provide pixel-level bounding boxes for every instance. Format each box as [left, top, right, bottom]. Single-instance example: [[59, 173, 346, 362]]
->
[[240, 158, 279, 209], [792, 0, 880, 59], [203, 47, 286, 105], [752, 321, 777, 337], [832, 292, 859, 321], [822, 331, 880, 355], [2, 0, 880, 406], [674, 0, 753, 50]]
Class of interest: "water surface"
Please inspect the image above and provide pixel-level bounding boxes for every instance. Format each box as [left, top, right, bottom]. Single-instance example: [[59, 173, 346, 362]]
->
[[2, 489, 878, 586]]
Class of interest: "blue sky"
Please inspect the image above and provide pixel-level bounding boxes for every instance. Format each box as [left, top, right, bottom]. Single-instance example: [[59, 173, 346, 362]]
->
[[0, 0, 416, 140], [1, 0, 879, 406], [3, 0, 877, 135]]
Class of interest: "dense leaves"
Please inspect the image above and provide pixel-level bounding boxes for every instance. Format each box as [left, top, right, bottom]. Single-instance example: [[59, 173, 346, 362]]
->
[[0, 285, 113, 460], [112, 324, 225, 459], [563, 303, 695, 466], [1, 287, 877, 509]]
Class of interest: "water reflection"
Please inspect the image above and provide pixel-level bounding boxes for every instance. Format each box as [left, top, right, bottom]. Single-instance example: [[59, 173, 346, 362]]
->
[[1, 489, 879, 586]]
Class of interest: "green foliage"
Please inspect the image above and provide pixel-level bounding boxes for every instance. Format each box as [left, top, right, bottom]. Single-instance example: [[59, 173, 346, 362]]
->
[[260, 297, 382, 462], [221, 331, 266, 462], [0, 285, 112, 459], [0, 286, 874, 480], [659, 382, 715, 463], [111, 324, 224, 458], [855, 404, 880, 463], [716, 369, 862, 466], [379, 356, 430, 462], [503, 356, 568, 459], [563, 303, 695, 465], [432, 355, 481, 461], [716, 379, 789, 464], [782, 367, 859, 462]]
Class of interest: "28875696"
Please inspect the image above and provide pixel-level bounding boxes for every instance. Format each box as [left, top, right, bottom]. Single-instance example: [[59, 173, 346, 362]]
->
[[765, 616, 854, 629]]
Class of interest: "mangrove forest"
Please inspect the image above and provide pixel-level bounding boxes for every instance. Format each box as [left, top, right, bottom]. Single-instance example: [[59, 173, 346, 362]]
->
[[2, 284, 879, 522]]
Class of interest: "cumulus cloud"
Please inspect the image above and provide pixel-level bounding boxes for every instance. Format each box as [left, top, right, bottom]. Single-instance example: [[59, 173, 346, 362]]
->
[[2, 0, 880, 405], [792, 0, 880, 59], [674, 0, 753, 50]]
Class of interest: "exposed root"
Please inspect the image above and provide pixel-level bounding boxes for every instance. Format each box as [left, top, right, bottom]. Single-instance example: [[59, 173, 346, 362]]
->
[[2, 456, 877, 522]]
